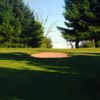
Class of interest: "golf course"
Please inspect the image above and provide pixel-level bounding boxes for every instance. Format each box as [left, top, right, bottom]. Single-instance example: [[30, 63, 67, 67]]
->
[[0, 48, 100, 100]]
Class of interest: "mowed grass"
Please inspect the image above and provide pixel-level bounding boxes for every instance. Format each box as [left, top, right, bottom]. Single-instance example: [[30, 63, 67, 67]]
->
[[0, 48, 100, 100]]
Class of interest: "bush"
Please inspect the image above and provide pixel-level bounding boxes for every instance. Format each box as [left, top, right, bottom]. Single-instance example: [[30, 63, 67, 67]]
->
[[81, 41, 95, 48], [97, 41, 100, 47]]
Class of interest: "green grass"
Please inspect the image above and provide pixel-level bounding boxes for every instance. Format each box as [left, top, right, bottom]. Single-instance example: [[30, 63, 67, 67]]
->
[[0, 48, 100, 100]]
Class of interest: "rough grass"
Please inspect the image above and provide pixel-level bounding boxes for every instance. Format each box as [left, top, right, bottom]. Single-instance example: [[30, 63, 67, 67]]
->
[[0, 48, 100, 100]]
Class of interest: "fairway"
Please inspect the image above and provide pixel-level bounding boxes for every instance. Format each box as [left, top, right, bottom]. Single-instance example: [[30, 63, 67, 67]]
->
[[0, 48, 100, 100]]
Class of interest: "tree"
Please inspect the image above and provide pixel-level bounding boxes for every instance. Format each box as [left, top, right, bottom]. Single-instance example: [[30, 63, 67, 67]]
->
[[41, 36, 52, 48], [87, 0, 100, 47], [0, 0, 44, 47], [27, 20, 44, 47], [35, 12, 53, 48], [57, 0, 100, 48]]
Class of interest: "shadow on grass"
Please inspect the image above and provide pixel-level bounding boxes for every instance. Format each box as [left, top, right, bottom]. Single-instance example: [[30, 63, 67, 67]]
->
[[0, 52, 100, 100]]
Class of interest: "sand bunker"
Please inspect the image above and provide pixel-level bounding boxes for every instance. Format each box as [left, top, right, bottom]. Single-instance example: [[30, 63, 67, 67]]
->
[[31, 52, 69, 58]]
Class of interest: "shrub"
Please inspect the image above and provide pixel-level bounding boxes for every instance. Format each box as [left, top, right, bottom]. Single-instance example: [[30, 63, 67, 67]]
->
[[81, 41, 95, 48]]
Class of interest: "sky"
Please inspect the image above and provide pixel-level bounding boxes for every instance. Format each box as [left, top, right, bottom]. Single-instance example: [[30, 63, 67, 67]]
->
[[23, 0, 68, 48]]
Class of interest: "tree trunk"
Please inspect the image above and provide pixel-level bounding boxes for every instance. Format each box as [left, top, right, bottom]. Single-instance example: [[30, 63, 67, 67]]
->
[[69, 41, 74, 48], [75, 40, 79, 48]]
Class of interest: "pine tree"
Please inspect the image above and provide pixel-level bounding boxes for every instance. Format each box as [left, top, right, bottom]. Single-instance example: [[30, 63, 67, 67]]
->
[[0, 0, 44, 47], [57, 0, 100, 48], [88, 0, 100, 47]]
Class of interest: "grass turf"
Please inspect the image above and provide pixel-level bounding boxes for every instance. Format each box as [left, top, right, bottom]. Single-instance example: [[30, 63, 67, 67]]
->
[[0, 48, 100, 100]]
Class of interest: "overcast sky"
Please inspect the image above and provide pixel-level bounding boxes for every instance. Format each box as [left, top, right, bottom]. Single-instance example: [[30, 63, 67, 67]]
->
[[23, 0, 68, 48]]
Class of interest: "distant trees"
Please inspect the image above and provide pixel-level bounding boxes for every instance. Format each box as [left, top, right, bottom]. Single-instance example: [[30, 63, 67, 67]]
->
[[57, 0, 100, 48], [41, 36, 52, 48], [0, 0, 44, 47]]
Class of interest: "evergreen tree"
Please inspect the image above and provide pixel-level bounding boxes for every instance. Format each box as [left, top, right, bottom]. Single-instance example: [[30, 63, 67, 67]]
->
[[88, 0, 100, 47], [57, 0, 100, 48], [0, 0, 44, 47]]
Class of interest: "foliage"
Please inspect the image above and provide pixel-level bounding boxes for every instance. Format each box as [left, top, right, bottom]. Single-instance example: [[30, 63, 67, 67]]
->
[[41, 36, 52, 48], [0, 0, 44, 48], [81, 40, 95, 48], [97, 41, 100, 47], [57, 0, 100, 48], [34, 12, 53, 48]]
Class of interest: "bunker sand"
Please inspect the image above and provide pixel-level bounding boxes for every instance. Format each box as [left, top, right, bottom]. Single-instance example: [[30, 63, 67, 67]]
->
[[31, 52, 70, 58]]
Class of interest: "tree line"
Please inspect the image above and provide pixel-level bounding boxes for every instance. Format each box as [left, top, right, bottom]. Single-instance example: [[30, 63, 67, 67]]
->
[[0, 0, 52, 48], [57, 0, 100, 48]]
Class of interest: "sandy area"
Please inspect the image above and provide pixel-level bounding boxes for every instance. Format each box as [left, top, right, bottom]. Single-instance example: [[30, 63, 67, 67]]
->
[[31, 52, 70, 58]]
